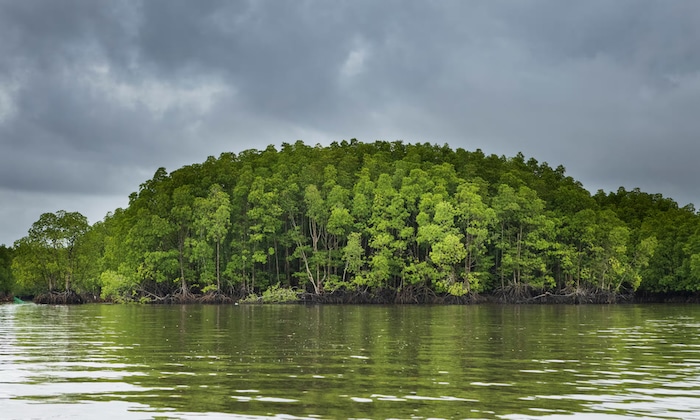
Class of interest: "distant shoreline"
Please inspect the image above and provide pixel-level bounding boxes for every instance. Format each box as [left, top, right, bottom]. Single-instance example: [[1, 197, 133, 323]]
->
[[9, 289, 700, 305]]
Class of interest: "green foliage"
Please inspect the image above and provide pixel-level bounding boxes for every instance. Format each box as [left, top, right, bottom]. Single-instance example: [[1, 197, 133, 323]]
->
[[261, 283, 299, 303], [9, 140, 699, 301], [0, 245, 14, 295], [12, 210, 92, 294], [240, 285, 298, 304], [100, 269, 137, 303], [192, 184, 232, 291], [239, 293, 261, 303], [492, 185, 557, 290]]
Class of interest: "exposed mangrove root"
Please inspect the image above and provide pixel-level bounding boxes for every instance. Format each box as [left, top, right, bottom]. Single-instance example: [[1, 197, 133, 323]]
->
[[129, 289, 233, 304], [173, 290, 198, 304], [34, 290, 84, 304], [65, 283, 657, 306], [487, 284, 630, 304], [496, 283, 536, 303], [200, 291, 232, 304], [226, 287, 249, 301], [298, 287, 484, 304], [396, 285, 438, 304], [299, 289, 394, 304], [135, 289, 172, 304], [441, 293, 482, 304], [396, 286, 420, 304]]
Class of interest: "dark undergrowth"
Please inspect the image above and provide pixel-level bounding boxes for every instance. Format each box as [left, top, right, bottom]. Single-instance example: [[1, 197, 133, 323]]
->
[[27, 286, 700, 305], [34, 291, 85, 304], [631, 291, 700, 304]]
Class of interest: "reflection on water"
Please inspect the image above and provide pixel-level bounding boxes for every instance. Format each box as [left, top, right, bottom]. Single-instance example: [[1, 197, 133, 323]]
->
[[2, 303, 700, 419]]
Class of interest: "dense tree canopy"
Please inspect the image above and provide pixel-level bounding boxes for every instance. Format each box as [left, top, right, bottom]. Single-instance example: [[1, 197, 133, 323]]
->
[[0, 245, 13, 298], [11, 210, 95, 298], [7, 140, 700, 303]]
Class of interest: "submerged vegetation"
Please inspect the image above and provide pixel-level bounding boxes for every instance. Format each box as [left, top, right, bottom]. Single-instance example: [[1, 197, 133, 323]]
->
[[4, 140, 700, 304]]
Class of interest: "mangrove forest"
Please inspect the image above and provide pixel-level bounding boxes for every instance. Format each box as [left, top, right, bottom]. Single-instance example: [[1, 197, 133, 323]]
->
[[3, 140, 700, 304]]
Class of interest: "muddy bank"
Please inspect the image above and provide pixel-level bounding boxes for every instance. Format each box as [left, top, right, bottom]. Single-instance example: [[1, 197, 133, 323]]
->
[[297, 287, 628, 305], [34, 291, 85, 304], [630, 291, 700, 304], [27, 287, 700, 305], [298, 288, 481, 304]]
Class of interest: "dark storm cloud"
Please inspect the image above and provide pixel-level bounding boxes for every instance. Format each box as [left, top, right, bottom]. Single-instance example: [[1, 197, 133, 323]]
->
[[2, 0, 700, 245]]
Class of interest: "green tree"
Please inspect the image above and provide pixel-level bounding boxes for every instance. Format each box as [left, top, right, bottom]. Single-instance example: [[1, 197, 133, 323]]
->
[[171, 185, 195, 295], [558, 208, 598, 290], [365, 173, 410, 289], [0, 245, 13, 296], [127, 212, 178, 294], [247, 176, 284, 290], [637, 206, 697, 293], [192, 184, 232, 292], [455, 182, 495, 292], [12, 210, 90, 294], [492, 185, 556, 292], [11, 237, 45, 295], [292, 184, 327, 294]]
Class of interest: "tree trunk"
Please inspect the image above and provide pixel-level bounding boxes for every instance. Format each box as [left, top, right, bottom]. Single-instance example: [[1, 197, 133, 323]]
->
[[178, 235, 188, 294], [500, 223, 505, 289], [274, 237, 280, 284], [216, 239, 221, 291]]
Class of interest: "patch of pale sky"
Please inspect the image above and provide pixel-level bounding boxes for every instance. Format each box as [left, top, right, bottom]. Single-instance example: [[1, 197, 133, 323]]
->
[[84, 63, 232, 118], [0, 188, 128, 246], [0, 81, 19, 124], [340, 42, 369, 81]]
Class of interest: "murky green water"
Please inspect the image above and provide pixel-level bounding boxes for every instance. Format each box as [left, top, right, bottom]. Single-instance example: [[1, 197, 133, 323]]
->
[[2, 304, 700, 419]]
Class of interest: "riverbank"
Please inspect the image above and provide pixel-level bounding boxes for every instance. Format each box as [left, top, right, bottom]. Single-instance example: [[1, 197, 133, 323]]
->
[[12, 286, 700, 305]]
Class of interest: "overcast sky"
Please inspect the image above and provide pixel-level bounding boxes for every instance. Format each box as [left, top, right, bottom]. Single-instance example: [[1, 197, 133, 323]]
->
[[2, 0, 700, 246]]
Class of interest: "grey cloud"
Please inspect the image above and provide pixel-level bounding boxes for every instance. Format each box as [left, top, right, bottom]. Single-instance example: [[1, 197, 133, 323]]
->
[[2, 0, 700, 245], [0, 1, 133, 74]]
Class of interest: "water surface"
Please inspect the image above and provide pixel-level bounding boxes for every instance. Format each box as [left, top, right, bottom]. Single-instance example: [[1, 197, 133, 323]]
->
[[2, 303, 700, 419]]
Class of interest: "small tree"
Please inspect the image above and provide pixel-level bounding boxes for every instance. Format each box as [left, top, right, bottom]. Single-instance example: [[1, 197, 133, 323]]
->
[[13, 210, 89, 295]]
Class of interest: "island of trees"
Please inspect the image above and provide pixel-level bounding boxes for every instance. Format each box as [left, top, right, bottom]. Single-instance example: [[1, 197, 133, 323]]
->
[[2, 140, 700, 304]]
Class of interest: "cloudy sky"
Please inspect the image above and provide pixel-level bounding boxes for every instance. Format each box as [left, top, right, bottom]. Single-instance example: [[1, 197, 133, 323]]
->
[[2, 0, 700, 246]]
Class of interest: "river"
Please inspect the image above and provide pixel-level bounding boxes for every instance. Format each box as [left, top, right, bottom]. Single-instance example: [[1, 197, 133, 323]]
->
[[1, 303, 700, 419]]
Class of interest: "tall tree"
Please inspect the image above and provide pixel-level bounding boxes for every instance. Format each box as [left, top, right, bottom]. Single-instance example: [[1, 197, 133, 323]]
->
[[248, 176, 284, 289], [171, 185, 195, 295], [192, 184, 232, 292], [455, 182, 495, 292], [492, 185, 556, 292], [364, 173, 410, 289]]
